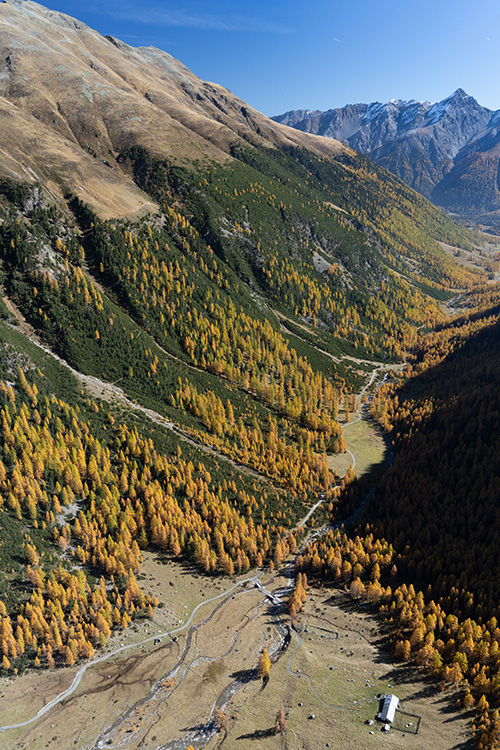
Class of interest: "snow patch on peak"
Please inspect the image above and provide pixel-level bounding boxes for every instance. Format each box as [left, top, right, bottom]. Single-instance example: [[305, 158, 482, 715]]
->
[[425, 90, 475, 126], [489, 110, 500, 128], [426, 99, 452, 126], [363, 102, 385, 122], [399, 102, 422, 126], [451, 87, 468, 99]]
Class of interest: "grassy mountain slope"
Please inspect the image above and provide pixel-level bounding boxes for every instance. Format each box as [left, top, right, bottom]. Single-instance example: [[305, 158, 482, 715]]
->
[[0, 1, 497, 717], [0, 0, 345, 218]]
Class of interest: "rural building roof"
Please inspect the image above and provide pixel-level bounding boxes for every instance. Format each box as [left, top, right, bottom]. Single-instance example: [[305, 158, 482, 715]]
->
[[378, 694, 399, 723]]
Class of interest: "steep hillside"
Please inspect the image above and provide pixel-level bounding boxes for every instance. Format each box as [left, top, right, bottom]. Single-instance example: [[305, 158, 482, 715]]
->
[[370, 301, 500, 619], [0, 0, 496, 728], [0, 0, 345, 218], [296, 295, 500, 749], [274, 90, 500, 225]]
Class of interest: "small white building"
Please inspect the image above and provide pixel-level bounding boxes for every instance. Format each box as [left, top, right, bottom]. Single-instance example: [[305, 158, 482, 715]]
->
[[378, 694, 399, 723]]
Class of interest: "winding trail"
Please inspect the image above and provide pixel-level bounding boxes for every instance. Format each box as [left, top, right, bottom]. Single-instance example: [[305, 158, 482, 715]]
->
[[297, 496, 328, 529], [0, 573, 264, 733], [295, 363, 398, 530], [340, 366, 391, 471]]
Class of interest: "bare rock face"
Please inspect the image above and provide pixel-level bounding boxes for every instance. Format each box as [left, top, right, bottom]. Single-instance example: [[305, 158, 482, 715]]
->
[[20, 182, 46, 213], [274, 90, 500, 220], [0, 1, 346, 218]]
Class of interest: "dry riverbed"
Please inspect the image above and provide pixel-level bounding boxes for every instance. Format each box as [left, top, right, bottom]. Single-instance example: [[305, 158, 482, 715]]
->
[[0, 562, 471, 750], [206, 584, 472, 750]]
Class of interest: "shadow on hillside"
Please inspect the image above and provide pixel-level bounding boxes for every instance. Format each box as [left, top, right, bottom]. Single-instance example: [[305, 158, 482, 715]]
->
[[236, 727, 274, 740]]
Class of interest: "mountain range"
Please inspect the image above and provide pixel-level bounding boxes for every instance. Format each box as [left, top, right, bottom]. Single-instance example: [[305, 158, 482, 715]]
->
[[0, 4, 499, 749], [273, 89, 500, 225]]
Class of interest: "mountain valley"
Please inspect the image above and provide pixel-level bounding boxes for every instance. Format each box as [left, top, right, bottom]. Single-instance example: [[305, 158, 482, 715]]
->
[[0, 2, 499, 749]]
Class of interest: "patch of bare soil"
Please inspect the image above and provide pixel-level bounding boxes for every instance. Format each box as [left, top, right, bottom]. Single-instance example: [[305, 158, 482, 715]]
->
[[206, 583, 472, 750], [313, 251, 333, 273], [0, 569, 472, 750], [324, 201, 348, 213], [1, 295, 38, 339]]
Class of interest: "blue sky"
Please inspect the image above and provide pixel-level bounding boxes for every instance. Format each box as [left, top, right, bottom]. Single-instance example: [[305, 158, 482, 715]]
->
[[36, 0, 500, 115]]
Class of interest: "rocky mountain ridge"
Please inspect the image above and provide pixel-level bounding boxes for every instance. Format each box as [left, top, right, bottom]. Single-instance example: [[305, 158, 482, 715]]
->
[[0, 0, 346, 218], [0, 6, 497, 750], [274, 89, 500, 224]]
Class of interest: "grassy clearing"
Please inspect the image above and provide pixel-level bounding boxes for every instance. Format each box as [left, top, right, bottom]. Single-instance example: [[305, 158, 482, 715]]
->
[[206, 584, 470, 750], [0, 570, 471, 750], [137, 551, 230, 630], [328, 415, 387, 480], [438, 239, 500, 277]]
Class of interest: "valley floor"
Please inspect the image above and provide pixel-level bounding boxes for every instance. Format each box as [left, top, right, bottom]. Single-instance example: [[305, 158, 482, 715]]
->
[[0, 558, 471, 750], [0, 319, 471, 749]]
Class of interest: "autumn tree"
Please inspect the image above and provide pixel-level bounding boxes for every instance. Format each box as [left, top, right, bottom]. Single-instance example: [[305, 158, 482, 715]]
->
[[213, 707, 228, 734], [275, 707, 287, 734], [257, 647, 271, 682]]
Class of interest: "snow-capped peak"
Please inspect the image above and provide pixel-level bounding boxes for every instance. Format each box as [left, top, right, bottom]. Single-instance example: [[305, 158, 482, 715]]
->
[[425, 89, 474, 125]]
